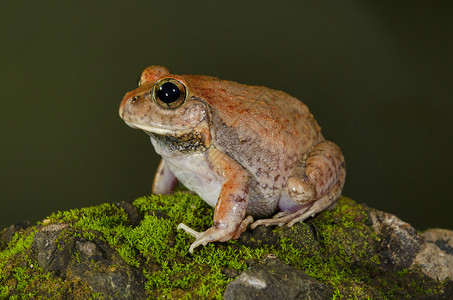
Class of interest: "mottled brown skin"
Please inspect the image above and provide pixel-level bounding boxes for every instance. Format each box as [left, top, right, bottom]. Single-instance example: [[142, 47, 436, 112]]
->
[[119, 66, 346, 252]]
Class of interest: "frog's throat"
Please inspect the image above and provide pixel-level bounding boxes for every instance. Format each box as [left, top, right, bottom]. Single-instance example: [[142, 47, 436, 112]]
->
[[149, 131, 210, 153]]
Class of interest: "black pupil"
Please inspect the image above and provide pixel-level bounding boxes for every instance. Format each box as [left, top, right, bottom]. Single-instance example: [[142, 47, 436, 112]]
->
[[156, 82, 180, 104]]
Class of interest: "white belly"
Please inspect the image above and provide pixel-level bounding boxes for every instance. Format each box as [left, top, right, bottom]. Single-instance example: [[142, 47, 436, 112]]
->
[[151, 138, 222, 207]]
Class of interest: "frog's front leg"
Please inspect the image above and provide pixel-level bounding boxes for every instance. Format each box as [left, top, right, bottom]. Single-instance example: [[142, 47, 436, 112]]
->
[[177, 148, 251, 253], [251, 140, 345, 228], [152, 159, 179, 195]]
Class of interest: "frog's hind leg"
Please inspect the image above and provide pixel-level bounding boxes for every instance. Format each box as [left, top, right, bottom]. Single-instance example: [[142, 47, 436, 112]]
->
[[287, 194, 341, 227], [251, 140, 345, 229], [250, 191, 340, 228]]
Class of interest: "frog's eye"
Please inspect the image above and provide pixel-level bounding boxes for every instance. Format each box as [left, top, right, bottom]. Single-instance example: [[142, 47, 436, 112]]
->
[[152, 78, 187, 109]]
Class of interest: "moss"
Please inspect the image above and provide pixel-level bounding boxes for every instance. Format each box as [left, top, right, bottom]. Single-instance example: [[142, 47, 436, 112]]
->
[[0, 226, 94, 298], [0, 194, 449, 299]]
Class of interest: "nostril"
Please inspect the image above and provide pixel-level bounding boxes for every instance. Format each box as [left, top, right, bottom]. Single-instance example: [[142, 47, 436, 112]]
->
[[131, 96, 139, 103]]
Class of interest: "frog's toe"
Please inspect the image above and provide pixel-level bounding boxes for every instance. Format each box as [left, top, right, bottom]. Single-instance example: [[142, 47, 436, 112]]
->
[[232, 215, 254, 239], [286, 209, 316, 227], [178, 223, 238, 253], [250, 217, 288, 229], [188, 235, 211, 253], [177, 223, 202, 239], [177, 223, 208, 253], [272, 211, 291, 219], [250, 207, 315, 229]]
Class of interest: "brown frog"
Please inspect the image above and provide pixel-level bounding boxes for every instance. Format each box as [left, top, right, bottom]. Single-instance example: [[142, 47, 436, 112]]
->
[[119, 66, 345, 253]]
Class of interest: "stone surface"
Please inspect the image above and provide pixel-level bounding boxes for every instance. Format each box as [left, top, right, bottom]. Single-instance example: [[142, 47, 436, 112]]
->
[[1, 196, 452, 299], [415, 228, 453, 281], [114, 201, 144, 226], [224, 258, 333, 300], [31, 223, 146, 299], [370, 210, 453, 282], [0, 220, 31, 250], [370, 209, 424, 269]]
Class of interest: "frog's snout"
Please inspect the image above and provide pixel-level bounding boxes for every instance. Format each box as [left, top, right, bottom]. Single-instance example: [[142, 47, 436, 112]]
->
[[119, 94, 128, 118], [119, 92, 138, 119], [119, 94, 140, 130]]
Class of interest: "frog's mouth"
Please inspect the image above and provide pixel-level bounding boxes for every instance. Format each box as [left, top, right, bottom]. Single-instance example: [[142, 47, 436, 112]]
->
[[124, 121, 188, 136], [124, 120, 211, 153]]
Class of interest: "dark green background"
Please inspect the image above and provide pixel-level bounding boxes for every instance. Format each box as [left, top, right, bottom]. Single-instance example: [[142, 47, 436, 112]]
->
[[1, 1, 452, 230]]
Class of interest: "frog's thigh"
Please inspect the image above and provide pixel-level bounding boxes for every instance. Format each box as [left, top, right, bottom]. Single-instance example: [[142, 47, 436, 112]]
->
[[287, 140, 345, 204], [251, 141, 345, 228], [152, 159, 179, 195]]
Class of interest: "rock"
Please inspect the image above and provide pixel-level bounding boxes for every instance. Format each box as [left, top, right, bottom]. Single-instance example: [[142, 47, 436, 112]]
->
[[1, 195, 452, 299], [414, 229, 453, 281], [370, 210, 453, 282], [33, 224, 71, 274], [224, 258, 333, 300], [114, 201, 144, 226], [238, 221, 321, 257], [370, 209, 424, 269], [31, 223, 146, 299], [0, 220, 31, 250]]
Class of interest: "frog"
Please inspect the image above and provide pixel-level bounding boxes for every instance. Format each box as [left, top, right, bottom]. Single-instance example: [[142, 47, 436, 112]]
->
[[119, 65, 346, 253]]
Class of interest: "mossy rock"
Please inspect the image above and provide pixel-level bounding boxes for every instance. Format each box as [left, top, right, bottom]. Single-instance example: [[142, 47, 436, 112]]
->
[[0, 194, 451, 299]]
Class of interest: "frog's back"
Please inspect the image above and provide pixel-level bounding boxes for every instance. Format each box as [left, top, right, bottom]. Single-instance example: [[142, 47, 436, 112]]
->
[[186, 74, 323, 181]]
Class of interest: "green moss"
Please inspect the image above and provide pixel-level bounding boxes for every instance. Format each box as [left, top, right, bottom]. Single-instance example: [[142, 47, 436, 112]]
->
[[38, 193, 274, 298], [0, 194, 449, 299], [0, 240, 94, 299], [0, 231, 36, 268]]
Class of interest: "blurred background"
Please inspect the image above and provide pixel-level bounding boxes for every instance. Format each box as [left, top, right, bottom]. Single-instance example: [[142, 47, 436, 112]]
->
[[1, 1, 452, 230]]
